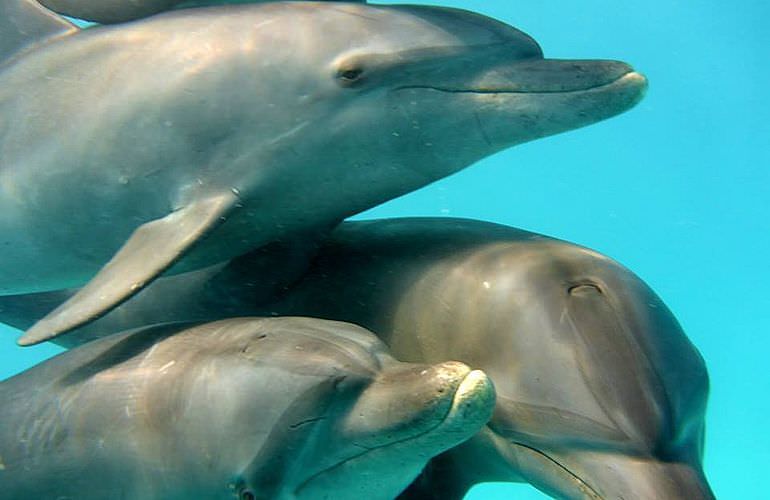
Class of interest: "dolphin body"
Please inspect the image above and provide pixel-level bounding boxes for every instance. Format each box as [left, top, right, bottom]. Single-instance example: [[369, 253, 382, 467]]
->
[[0, 218, 715, 499], [1, 0, 647, 346], [0, 316, 495, 499]]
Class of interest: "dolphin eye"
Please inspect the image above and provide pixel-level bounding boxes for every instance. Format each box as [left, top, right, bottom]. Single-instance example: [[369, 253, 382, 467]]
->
[[336, 66, 365, 86], [240, 489, 256, 500]]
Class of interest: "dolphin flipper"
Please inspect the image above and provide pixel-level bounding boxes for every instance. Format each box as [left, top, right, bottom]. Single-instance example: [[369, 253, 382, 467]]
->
[[17, 191, 239, 346], [238, 378, 340, 497], [0, 0, 76, 61]]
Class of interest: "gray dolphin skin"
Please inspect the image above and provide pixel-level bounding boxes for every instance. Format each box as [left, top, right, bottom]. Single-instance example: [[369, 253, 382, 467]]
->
[[0, 316, 495, 499], [36, 0, 366, 24], [1, 0, 647, 346], [37, 0, 184, 24], [0, 218, 715, 499]]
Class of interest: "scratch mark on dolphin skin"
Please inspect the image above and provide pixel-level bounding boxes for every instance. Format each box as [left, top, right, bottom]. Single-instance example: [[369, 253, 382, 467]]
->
[[158, 360, 176, 373], [142, 167, 163, 179], [288, 416, 328, 430], [0, 454, 5, 470], [327, 6, 380, 21], [268, 121, 311, 147], [142, 344, 159, 364], [474, 112, 493, 147], [251, 19, 277, 31], [511, 441, 604, 500], [43, 75, 79, 84]]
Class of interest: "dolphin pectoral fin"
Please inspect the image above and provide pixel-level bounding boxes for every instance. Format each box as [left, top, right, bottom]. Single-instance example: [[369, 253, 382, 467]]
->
[[239, 377, 340, 497], [17, 191, 239, 347]]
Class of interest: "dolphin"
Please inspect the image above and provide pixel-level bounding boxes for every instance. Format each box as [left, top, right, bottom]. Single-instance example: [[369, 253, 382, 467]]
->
[[1, 0, 647, 346], [0, 218, 715, 499], [0, 316, 495, 499]]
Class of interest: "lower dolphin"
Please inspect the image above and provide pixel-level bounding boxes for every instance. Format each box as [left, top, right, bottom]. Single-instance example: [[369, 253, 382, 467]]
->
[[0, 316, 495, 499], [0, 217, 716, 499]]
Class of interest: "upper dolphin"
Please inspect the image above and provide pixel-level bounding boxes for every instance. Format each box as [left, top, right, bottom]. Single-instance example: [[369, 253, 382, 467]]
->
[[1, 1, 647, 345]]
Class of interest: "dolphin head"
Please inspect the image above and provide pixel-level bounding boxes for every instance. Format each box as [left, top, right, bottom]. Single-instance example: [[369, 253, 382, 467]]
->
[[236, 3, 647, 206], [315, 4, 648, 181], [477, 245, 715, 500], [186, 318, 494, 500], [381, 229, 714, 499], [287, 360, 495, 500]]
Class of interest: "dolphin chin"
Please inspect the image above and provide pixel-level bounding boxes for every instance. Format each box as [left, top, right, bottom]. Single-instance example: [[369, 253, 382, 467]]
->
[[449, 370, 496, 425], [503, 440, 716, 500]]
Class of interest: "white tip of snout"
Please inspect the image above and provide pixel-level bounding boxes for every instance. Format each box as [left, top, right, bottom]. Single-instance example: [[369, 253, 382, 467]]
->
[[444, 369, 496, 430]]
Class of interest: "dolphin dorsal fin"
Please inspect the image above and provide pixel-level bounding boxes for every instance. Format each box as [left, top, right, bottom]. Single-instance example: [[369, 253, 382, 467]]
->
[[0, 0, 77, 62]]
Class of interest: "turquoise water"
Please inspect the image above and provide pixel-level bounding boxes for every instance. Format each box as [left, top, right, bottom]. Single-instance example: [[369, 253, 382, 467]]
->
[[1, 1, 767, 498]]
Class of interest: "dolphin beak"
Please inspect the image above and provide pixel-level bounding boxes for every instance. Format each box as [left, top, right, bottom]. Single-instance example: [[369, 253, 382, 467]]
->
[[404, 55, 647, 99], [344, 361, 495, 447], [391, 52, 647, 152], [293, 363, 495, 497], [473, 58, 646, 95]]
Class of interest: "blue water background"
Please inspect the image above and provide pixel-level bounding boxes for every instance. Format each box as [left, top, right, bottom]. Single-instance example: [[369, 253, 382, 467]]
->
[[1, 1, 768, 498]]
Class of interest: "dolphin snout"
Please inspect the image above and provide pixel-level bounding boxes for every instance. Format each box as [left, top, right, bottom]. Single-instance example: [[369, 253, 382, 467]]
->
[[344, 361, 495, 447], [473, 59, 646, 94]]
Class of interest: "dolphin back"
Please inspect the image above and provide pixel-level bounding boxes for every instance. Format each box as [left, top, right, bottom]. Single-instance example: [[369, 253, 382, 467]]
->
[[0, 0, 77, 63]]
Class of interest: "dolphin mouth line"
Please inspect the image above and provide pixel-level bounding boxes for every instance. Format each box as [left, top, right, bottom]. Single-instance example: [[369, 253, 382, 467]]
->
[[293, 370, 481, 495], [505, 438, 605, 500], [394, 71, 640, 95]]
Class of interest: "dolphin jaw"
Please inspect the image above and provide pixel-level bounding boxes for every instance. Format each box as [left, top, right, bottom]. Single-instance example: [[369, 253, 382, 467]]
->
[[393, 70, 647, 96], [491, 433, 715, 500], [291, 368, 495, 497]]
